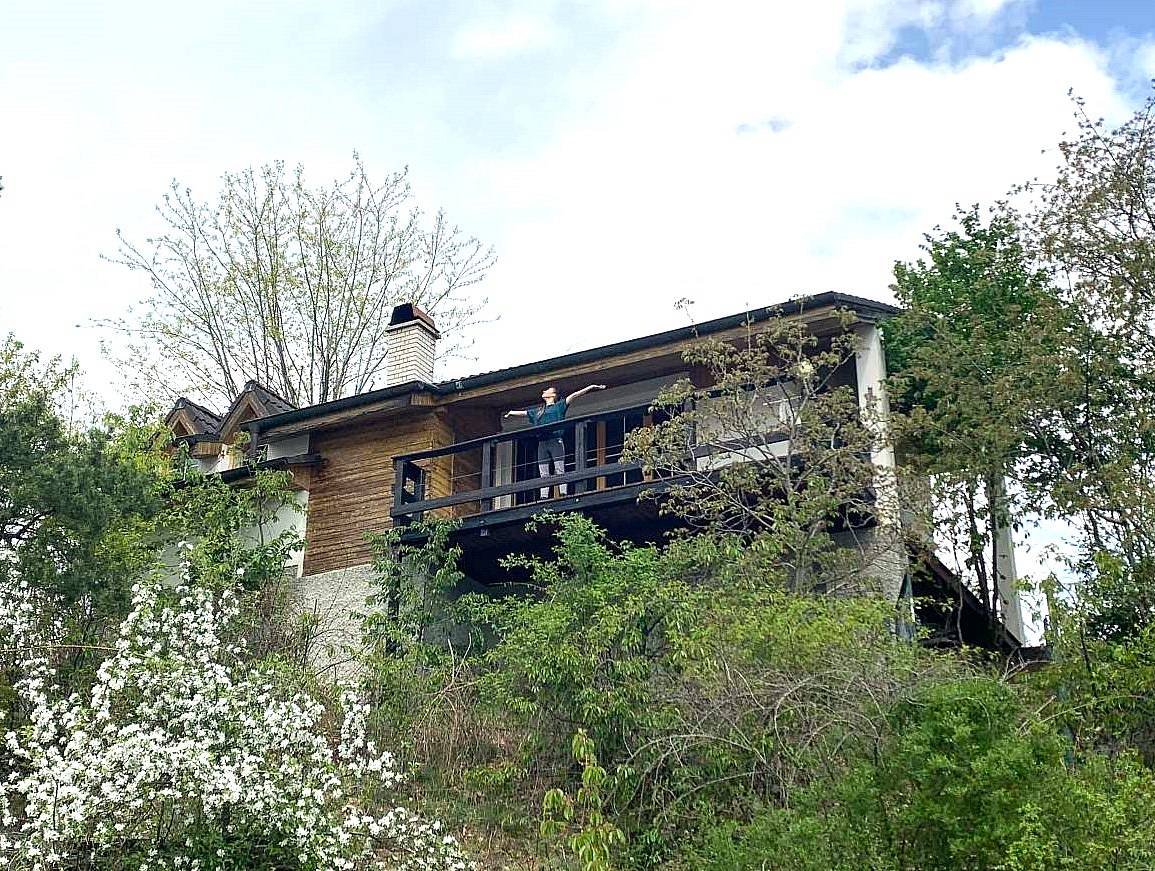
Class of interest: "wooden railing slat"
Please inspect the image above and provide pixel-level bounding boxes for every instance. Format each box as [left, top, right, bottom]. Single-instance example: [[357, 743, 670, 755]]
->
[[390, 460, 644, 517]]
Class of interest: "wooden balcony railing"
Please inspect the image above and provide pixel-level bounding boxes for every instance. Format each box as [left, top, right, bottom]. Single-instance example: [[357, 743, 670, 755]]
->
[[390, 403, 661, 525]]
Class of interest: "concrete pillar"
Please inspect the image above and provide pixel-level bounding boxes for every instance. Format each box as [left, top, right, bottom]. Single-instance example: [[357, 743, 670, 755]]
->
[[853, 323, 908, 605], [991, 477, 1026, 643]]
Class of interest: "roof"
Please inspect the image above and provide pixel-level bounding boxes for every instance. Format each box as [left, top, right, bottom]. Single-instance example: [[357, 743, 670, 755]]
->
[[216, 380, 299, 441], [241, 380, 297, 415], [166, 397, 223, 436], [167, 382, 296, 443], [251, 291, 899, 434], [445, 291, 897, 388]]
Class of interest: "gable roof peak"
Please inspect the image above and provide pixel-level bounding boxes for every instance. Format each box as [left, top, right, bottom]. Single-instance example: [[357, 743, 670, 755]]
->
[[237, 380, 297, 414], [165, 396, 223, 439]]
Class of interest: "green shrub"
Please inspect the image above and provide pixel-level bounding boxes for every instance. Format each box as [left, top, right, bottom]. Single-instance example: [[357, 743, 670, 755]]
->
[[682, 677, 1155, 871]]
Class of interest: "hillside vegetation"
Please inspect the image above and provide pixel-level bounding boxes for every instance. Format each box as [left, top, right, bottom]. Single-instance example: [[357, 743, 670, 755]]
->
[[5, 88, 1155, 869]]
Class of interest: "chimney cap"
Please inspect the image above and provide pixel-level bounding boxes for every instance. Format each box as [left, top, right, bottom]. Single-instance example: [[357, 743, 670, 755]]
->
[[388, 303, 440, 337]]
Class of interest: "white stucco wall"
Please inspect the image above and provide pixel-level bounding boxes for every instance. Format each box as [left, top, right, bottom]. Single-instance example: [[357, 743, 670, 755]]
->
[[193, 454, 222, 475], [155, 490, 308, 580], [265, 433, 310, 460], [239, 490, 309, 578], [290, 560, 485, 679]]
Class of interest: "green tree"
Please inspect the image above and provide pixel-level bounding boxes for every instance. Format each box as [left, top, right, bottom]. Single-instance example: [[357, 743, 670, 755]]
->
[[688, 678, 1155, 871], [1016, 87, 1155, 637], [0, 336, 163, 613], [468, 515, 698, 762], [161, 465, 302, 594], [1, 337, 306, 726], [542, 731, 627, 871], [626, 309, 894, 596], [382, 515, 945, 863], [885, 206, 1072, 618]]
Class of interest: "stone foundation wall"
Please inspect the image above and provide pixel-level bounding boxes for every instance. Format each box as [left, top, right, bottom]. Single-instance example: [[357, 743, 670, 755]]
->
[[290, 562, 376, 679]]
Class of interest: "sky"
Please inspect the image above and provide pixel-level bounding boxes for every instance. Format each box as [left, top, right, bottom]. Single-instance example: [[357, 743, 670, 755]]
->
[[1, 1, 1153, 621], [2, 0, 1153, 390]]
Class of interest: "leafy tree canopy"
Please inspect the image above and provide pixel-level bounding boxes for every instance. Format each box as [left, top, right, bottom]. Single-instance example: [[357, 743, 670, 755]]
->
[[0, 336, 164, 612]]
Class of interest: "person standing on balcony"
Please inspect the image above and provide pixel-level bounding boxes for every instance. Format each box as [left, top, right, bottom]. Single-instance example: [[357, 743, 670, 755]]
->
[[506, 384, 607, 499]]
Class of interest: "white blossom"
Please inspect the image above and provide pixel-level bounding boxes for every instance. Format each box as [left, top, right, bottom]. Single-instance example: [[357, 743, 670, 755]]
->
[[0, 565, 474, 871]]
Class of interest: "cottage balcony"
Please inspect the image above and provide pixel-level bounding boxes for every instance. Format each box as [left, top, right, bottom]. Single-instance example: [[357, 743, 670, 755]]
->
[[389, 403, 695, 575], [387, 398, 821, 579], [390, 402, 671, 523]]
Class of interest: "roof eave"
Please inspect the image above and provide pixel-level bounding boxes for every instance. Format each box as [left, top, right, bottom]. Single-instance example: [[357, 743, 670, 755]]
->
[[249, 291, 898, 434], [432, 291, 896, 395], [251, 381, 433, 434]]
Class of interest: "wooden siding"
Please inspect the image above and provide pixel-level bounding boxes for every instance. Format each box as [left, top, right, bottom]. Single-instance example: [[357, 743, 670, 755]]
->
[[264, 394, 430, 440], [445, 406, 502, 519], [440, 310, 854, 405], [189, 441, 222, 458], [289, 465, 314, 493], [303, 409, 446, 575]]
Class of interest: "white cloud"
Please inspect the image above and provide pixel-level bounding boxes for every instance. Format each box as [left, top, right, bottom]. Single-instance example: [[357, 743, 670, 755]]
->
[[0, 0, 1143, 407], [459, 5, 1129, 374], [1138, 40, 1155, 78], [451, 13, 557, 60], [951, 0, 1027, 26]]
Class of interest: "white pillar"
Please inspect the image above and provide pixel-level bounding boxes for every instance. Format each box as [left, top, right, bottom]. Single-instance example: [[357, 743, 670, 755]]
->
[[854, 323, 907, 604], [854, 323, 899, 523], [992, 478, 1026, 643]]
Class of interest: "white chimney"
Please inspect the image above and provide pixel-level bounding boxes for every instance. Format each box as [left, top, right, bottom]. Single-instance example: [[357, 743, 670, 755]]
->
[[385, 303, 441, 386]]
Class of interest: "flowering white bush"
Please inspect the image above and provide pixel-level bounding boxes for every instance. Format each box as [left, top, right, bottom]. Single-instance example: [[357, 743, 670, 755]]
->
[[0, 578, 62, 682], [0, 554, 474, 871]]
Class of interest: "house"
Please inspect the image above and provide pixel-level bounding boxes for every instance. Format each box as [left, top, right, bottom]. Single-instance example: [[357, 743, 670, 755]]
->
[[167, 380, 297, 474], [166, 293, 1027, 653]]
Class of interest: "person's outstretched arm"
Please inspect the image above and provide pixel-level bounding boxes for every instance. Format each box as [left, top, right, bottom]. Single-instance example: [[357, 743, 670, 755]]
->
[[565, 384, 607, 405], [504, 408, 530, 419]]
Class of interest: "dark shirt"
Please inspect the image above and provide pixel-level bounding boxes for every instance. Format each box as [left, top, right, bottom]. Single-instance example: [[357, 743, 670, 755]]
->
[[527, 399, 568, 438]]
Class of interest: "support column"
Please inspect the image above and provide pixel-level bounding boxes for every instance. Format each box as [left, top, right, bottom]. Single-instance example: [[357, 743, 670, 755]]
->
[[991, 477, 1026, 643], [853, 323, 907, 604]]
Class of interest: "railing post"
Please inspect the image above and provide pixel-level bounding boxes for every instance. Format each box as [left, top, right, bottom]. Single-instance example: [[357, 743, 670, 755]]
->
[[393, 458, 410, 526], [411, 461, 426, 524], [480, 442, 493, 513], [574, 421, 588, 494]]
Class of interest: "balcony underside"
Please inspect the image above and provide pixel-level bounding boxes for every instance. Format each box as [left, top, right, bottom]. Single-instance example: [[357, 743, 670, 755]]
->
[[401, 479, 683, 582], [910, 550, 1037, 656], [398, 482, 1034, 658]]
